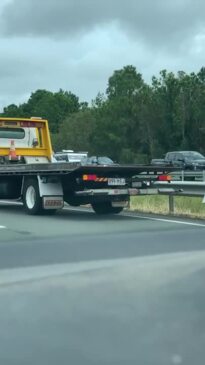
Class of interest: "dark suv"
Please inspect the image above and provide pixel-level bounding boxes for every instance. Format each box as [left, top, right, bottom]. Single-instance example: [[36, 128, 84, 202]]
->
[[165, 151, 205, 170]]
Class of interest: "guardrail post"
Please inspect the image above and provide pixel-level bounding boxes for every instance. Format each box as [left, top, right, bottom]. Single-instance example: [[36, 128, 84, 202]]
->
[[169, 195, 174, 214]]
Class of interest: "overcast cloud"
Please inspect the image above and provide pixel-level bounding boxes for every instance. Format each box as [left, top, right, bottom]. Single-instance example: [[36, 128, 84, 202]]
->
[[0, 0, 205, 110]]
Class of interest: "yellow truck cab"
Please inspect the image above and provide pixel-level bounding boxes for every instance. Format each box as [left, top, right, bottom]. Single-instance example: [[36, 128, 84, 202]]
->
[[0, 117, 53, 164]]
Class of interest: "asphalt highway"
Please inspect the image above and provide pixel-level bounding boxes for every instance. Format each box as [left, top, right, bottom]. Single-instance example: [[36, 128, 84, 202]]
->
[[0, 201, 205, 364]]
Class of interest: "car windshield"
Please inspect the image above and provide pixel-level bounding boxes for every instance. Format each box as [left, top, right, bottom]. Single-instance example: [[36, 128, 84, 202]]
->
[[0, 127, 25, 139], [183, 152, 205, 160], [97, 157, 114, 164], [82, 156, 114, 165]]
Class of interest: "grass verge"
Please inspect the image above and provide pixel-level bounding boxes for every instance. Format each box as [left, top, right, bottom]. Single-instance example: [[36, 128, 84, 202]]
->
[[130, 195, 205, 219]]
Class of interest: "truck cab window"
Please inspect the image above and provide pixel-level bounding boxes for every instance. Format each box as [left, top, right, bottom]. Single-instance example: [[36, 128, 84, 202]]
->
[[0, 128, 25, 139]]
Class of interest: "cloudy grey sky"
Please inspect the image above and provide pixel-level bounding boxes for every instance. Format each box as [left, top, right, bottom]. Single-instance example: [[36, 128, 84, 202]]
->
[[0, 0, 205, 110]]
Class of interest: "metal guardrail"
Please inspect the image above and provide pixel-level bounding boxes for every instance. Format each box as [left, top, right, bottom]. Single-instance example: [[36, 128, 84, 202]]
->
[[153, 173, 205, 214], [139, 169, 205, 182], [137, 169, 205, 197], [155, 181, 205, 197], [170, 170, 205, 182]]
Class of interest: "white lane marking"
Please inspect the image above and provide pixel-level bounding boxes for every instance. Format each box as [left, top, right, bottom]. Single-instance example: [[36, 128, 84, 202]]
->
[[123, 212, 205, 228], [64, 206, 205, 227], [64, 207, 205, 228], [0, 250, 205, 287], [1, 200, 205, 228], [0, 225, 6, 229]]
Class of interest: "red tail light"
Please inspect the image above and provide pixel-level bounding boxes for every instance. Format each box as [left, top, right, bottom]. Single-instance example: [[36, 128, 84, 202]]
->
[[83, 174, 97, 181], [158, 175, 171, 181]]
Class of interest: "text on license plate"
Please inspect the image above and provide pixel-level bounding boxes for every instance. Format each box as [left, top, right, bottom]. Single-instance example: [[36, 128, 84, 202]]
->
[[108, 178, 126, 186]]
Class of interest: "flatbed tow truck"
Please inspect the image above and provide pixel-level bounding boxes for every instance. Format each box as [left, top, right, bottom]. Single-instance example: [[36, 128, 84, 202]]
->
[[0, 117, 176, 215]]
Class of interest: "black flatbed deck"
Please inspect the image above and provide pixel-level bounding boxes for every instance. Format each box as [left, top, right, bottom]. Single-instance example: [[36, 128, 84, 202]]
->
[[0, 163, 179, 177]]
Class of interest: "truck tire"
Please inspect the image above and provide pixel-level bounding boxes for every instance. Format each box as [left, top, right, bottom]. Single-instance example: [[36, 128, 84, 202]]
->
[[91, 202, 123, 215], [23, 178, 43, 215], [23, 179, 57, 215]]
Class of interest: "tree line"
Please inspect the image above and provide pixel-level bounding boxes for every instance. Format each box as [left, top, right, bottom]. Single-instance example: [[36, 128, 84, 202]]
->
[[1, 65, 205, 163]]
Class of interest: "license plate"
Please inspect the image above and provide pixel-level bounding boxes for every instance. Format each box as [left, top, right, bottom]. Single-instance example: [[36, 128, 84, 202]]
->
[[108, 178, 126, 186]]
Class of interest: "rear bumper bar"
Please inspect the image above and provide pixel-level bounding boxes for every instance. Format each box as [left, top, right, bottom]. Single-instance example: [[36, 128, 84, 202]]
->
[[74, 188, 176, 197]]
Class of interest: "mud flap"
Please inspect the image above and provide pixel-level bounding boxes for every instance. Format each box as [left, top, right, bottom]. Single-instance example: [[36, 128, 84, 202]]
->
[[37, 176, 64, 210]]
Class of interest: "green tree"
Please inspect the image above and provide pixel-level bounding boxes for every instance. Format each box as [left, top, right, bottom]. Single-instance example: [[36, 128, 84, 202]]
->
[[52, 109, 96, 152], [1, 104, 22, 117], [1, 89, 81, 133], [2, 65, 205, 162], [23, 89, 80, 133], [106, 65, 144, 99], [90, 66, 147, 162]]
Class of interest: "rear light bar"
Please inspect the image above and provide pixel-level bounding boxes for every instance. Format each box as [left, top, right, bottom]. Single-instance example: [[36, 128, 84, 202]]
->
[[20, 121, 44, 128], [157, 175, 171, 181], [82, 174, 172, 182], [82, 175, 108, 182], [3, 121, 18, 126], [0, 120, 44, 128]]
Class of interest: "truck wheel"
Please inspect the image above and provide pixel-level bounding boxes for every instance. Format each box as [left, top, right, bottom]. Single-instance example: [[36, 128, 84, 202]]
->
[[91, 202, 123, 215], [23, 179, 43, 215]]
